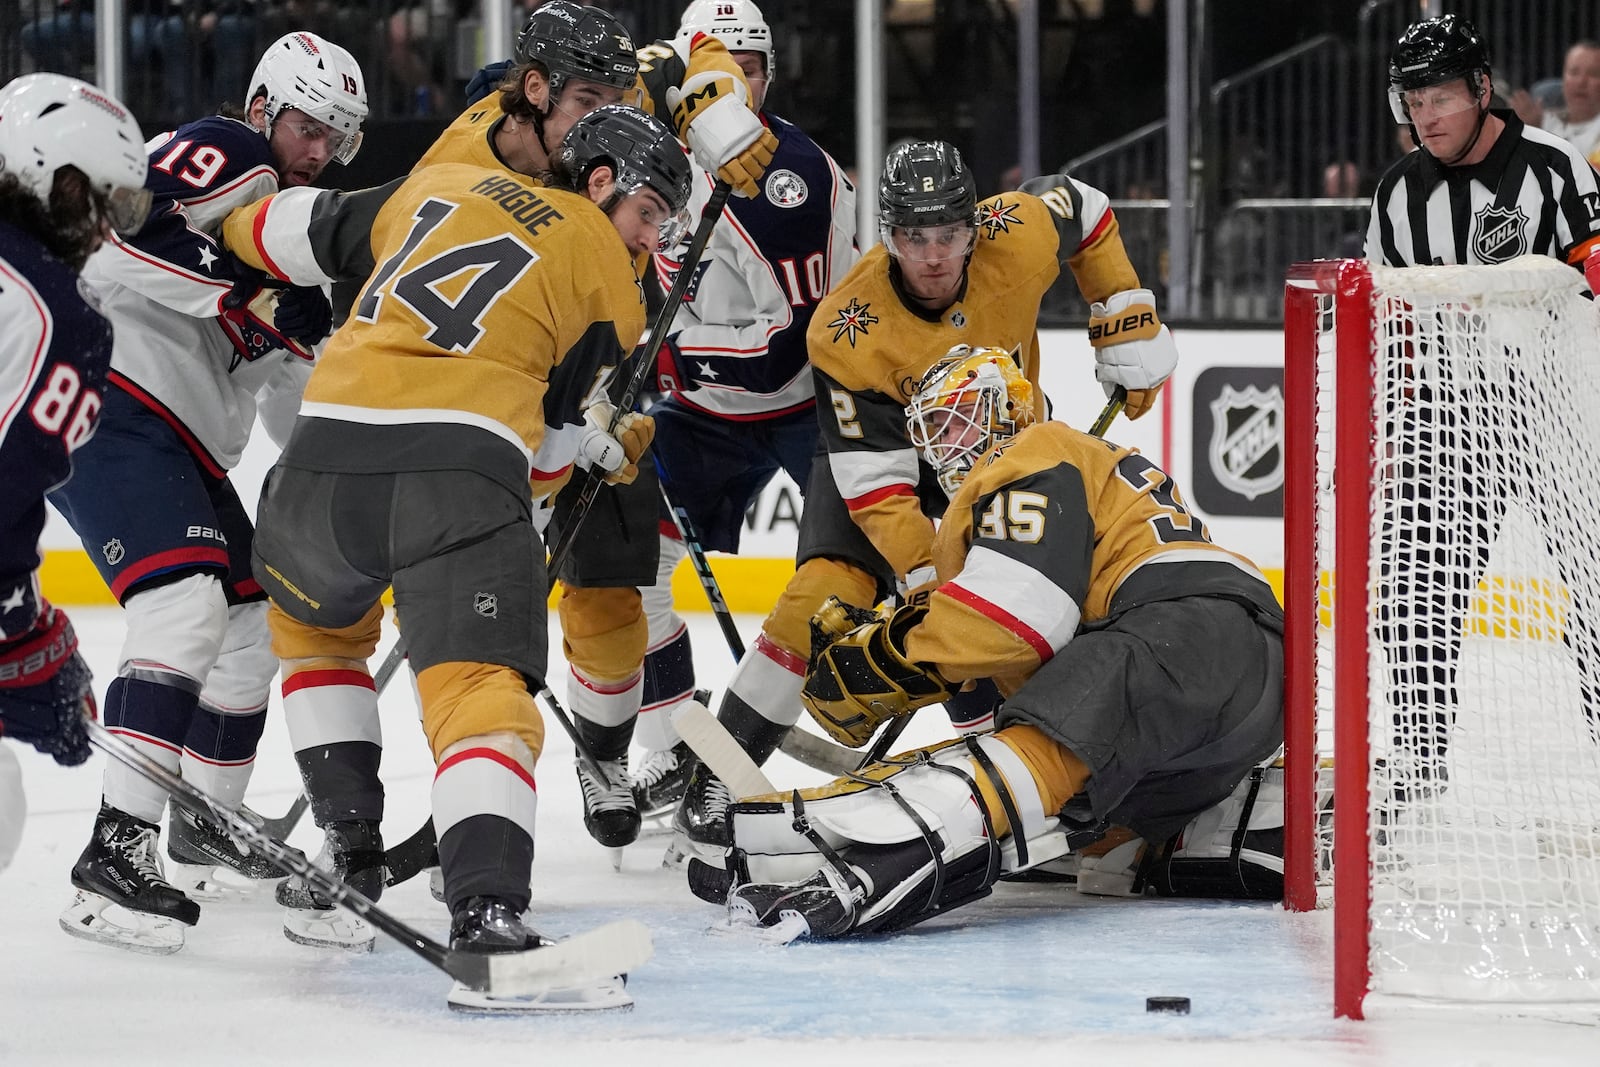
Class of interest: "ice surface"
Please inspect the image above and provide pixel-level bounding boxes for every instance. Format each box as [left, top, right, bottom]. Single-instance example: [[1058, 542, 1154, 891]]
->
[[1, 609, 1594, 1065]]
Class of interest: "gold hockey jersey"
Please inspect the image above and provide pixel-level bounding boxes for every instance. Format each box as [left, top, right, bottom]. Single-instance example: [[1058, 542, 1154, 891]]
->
[[414, 32, 749, 175], [283, 162, 645, 490], [808, 178, 1142, 587], [904, 421, 1277, 694]]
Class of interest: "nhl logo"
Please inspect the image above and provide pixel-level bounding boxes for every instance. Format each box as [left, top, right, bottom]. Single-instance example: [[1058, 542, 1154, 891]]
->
[[765, 169, 808, 208], [473, 592, 498, 619], [1472, 203, 1529, 263], [1208, 385, 1283, 500], [949, 311, 966, 328], [102, 538, 125, 566]]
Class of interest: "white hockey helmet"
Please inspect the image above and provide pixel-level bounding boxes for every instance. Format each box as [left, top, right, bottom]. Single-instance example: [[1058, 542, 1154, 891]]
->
[[679, 0, 774, 84], [245, 32, 368, 165], [0, 73, 151, 233]]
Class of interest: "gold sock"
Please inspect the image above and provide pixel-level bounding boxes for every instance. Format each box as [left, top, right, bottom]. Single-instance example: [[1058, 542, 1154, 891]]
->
[[969, 724, 1091, 838]]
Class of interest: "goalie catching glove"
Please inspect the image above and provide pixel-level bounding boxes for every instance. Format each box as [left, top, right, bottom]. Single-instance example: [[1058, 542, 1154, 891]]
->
[[666, 70, 778, 198], [576, 400, 655, 486], [803, 596, 952, 748], [1086, 287, 1178, 420]]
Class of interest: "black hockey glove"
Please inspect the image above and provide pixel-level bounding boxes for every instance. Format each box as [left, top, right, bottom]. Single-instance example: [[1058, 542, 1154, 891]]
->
[[0, 602, 95, 767], [465, 60, 514, 106], [273, 285, 334, 347]]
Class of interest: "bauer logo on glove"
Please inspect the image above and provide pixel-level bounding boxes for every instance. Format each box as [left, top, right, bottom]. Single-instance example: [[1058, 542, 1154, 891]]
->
[[802, 596, 952, 748]]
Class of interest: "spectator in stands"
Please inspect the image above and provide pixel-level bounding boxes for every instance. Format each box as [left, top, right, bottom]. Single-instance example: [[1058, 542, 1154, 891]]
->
[[21, 0, 191, 117], [1321, 159, 1366, 260], [1544, 40, 1600, 168], [386, 0, 476, 115], [206, 2, 376, 116]]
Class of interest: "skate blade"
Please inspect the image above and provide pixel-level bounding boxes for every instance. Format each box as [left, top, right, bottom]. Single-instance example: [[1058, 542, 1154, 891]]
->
[[169, 860, 281, 902], [447, 976, 633, 1014], [58, 890, 187, 955], [282, 905, 375, 953], [707, 899, 808, 946]]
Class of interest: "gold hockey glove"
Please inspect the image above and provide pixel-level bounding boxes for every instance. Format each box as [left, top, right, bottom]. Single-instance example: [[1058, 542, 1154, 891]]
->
[[803, 597, 952, 747]]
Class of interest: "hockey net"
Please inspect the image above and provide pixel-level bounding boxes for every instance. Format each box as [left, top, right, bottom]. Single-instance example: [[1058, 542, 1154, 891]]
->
[[1282, 257, 1600, 1021]]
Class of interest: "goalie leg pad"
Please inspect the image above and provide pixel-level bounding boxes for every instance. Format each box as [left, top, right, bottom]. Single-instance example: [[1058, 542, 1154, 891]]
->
[[1147, 762, 1284, 901], [726, 736, 1053, 938]]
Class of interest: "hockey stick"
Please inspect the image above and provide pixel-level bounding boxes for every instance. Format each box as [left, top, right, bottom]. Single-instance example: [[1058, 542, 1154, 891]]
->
[[84, 717, 652, 994], [544, 178, 734, 576], [254, 793, 310, 839], [654, 462, 870, 775]]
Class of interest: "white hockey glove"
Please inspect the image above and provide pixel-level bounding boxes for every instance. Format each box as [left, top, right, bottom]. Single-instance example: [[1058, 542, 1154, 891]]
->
[[1087, 288, 1178, 420], [576, 401, 655, 486], [666, 71, 778, 199]]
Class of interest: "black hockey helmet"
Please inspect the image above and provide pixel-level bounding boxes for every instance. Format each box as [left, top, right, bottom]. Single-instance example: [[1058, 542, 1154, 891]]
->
[[558, 103, 692, 215], [1389, 14, 1490, 94], [516, 1, 639, 96], [879, 140, 977, 230]]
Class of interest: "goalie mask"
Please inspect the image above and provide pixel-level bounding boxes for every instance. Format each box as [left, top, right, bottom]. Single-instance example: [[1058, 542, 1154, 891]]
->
[[906, 345, 1036, 497], [0, 73, 151, 234], [246, 32, 368, 166]]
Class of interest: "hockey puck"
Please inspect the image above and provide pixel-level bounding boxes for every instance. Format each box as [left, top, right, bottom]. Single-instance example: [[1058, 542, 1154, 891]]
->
[[1146, 996, 1191, 1014]]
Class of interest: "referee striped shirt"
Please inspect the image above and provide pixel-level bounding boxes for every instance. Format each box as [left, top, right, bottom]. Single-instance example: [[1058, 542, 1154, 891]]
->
[[1366, 110, 1600, 270]]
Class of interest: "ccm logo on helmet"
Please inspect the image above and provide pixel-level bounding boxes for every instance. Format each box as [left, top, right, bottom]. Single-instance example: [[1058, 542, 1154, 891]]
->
[[1087, 310, 1156, 342]]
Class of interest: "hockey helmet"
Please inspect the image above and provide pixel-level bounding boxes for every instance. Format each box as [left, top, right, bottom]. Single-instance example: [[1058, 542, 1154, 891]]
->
[[246, 32, 368, 165], [0, 73, 151, 233], [906, 344, 1036, 497], [879, 140, 977, 258], [1387, 15, 1491, 122], [679, 0, 775, 84], [516, 2, 639, 98], [559, 104, 693, 242]]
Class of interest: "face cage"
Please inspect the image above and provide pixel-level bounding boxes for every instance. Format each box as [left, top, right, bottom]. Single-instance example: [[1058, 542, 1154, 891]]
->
[[881, 222, 977, 263], [906, 386, 1002, 497]]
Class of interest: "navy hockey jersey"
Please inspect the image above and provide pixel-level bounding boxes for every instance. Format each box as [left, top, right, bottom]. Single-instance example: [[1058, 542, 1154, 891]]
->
[[80, 115, 309, 475], [652, 111, 857, 420], [0, 222, 114, 638]]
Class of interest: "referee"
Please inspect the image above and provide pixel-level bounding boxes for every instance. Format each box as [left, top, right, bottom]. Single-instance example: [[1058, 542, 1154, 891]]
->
[[1364, 14, 1600, 814]]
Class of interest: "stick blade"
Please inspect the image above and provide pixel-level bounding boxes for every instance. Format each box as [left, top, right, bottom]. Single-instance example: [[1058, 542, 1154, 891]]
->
[[446, 919, 653, 997], [777, 726, 862, 776], [671, 701, 777, 799]]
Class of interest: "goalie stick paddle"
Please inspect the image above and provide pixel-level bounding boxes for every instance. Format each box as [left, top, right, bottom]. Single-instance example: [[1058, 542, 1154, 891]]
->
[[671, 701, 776, 800], [83, 717, 652, 994]]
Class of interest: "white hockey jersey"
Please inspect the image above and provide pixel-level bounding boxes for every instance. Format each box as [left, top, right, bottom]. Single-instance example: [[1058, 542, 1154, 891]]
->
[[80, 115, 312, 475], [652, 111, 857, 420]]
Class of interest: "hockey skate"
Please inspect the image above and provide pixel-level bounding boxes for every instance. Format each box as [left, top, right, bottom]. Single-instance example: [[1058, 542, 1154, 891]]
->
[[576, 756, 641, 852], [664, 763, 733, 867], [165, 803, 282, 901], [279, 819, 384, 952], [59, 803, 200, 955], [445, 896, 632, 1014], [630, 740, 696, 822]]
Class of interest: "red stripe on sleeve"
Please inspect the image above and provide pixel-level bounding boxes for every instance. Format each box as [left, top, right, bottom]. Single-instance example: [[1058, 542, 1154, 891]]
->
[[941, 583, 1055, 662]]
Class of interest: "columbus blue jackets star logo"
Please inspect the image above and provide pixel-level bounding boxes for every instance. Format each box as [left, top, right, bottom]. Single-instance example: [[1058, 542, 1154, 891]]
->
[[976, 199, 1023, 239], [827, 297, 879, 347]]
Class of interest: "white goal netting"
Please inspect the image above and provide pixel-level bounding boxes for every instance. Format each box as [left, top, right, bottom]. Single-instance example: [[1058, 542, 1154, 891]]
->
[[1284, 256, 1600, 1019]]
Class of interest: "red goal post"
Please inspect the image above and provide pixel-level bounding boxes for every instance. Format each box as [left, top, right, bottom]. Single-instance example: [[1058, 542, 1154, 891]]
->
[[1282, 256, 1600, 1021]]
